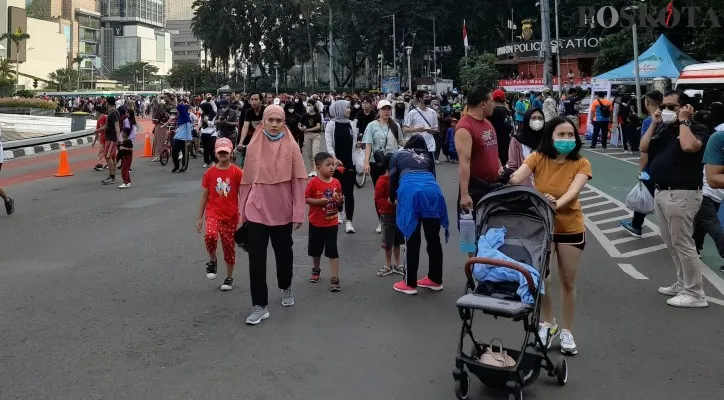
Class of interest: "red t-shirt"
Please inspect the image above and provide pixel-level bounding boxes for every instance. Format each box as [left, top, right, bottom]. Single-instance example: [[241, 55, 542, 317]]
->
[[305, 176, 343, 227], [201, 164, 244, 223], [97, 114, 107, 143], [456, 114, 501, 183], [374, 175, 395, 215]]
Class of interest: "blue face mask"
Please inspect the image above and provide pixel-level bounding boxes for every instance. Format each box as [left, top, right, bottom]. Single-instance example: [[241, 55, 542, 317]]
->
[[553, 138, 576, 155], [264, 130, 284, 141]]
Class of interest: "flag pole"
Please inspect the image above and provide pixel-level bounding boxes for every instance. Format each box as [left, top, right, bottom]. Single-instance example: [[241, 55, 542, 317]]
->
[[463, 19, 468, 66]]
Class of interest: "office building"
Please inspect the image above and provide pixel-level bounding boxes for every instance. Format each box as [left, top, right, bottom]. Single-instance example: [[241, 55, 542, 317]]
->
[[166, 0, 204, 67], [99, 0, 172, 75]]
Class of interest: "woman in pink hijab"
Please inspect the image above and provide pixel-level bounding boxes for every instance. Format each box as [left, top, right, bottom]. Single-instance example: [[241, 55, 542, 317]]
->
[[239, 104, 307, 325]]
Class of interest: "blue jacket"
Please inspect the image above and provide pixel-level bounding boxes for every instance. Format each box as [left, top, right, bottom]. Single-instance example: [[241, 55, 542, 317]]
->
[[472, 227, 543, 305], [396, 171, 449, 242]]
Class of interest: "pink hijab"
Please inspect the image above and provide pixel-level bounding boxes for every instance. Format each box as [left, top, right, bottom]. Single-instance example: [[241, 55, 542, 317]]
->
[[241, 105, 307, 184]]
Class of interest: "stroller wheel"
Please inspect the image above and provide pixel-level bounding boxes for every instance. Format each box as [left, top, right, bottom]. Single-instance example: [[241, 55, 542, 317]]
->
[[555, 357, 568, 385], [454, 372, 470, 400]]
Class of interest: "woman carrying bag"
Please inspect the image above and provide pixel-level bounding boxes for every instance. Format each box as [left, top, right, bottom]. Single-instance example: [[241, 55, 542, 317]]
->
[[325, 100, 358, 234], [363, 100, 403, 233]]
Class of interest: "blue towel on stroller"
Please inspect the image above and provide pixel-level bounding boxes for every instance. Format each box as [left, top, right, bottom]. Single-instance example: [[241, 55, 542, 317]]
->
[[472, 227, 543, 305]]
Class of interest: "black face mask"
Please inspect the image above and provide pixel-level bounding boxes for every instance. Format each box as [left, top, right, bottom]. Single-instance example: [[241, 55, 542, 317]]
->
[[423, 99, 432, 106], [404, 97, 410, 102]]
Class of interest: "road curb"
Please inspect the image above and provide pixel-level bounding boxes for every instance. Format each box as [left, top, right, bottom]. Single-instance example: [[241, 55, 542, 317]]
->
[[3, 135, 95, 161]]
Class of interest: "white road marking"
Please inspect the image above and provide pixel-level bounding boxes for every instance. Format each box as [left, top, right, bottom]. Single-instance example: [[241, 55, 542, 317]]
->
[[617, 263, 649, 280], [601, 226, 625, 234], [582, 148, 638, 165], [623, 157, 641, 161], [586, 208, 625, 217], [705, 296, 724, 307], [610, 232, 659, 245], [700, 265, 724, 298], [592, 215, 632, 225], [581, 200, 612, 209]]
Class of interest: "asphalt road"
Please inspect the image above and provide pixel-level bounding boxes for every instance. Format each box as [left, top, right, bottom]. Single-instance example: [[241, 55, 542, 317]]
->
[[0, 138, 722, 400]]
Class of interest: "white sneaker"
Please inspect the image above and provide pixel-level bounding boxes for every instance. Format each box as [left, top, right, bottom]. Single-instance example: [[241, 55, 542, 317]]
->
[[345, 221, 355, 233], [338, 211, 345, 225], [150, 157, 159, 162], [667, 293, 708, 308], [537, 320, 559, 350], [559, 329, 578, 355], [202, 163, 209, 168], [308, 171, 317, 177], [658, 282, 683, 296], [375, 223, 382, 234], [435, 160, 441, 164], [118, 183, 131, 189]]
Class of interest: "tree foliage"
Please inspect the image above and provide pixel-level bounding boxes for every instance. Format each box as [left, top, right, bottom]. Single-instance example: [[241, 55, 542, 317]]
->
[[458, 54, 501, 90], [110, 62, 159, 86], [48, 68, 84, 91], [166, 62, 224, 92]]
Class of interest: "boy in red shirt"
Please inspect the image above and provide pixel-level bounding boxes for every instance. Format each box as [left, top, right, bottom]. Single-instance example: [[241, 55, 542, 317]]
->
[[196, 138, 243, 291], [305, 152, 344, 292], [374, 153, 404, 277]]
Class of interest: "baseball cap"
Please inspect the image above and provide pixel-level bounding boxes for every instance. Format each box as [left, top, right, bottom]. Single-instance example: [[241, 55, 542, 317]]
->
[[377, 99, 392, 109], [492, 89, 506, 102], [215, 138, 233, 154]]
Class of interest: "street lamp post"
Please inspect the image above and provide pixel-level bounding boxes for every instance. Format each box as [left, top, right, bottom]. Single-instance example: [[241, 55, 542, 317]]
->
[[383, 14, 396, 77], [405, 46, 412, 92], [378, 52, 383, 89], [274, 62, 280, 95], [625, 5, 643, 114], [554, 0, 563, 99]]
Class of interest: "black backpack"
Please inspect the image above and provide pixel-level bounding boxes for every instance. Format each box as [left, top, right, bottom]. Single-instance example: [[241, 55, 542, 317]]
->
[[597, 99, 610, 118]]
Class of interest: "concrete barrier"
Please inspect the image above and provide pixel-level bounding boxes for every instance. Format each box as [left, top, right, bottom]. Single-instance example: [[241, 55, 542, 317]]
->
[[0, 107, 56, 116]]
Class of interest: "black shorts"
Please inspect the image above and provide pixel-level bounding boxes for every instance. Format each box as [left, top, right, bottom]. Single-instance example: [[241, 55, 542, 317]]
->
[[308, 225, 339, 259], [553, 232, 586, 250]]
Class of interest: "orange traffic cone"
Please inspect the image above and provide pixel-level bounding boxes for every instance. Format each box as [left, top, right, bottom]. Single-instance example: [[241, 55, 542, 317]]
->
[[53, 143, 74, 177], [142, 132, 153, 157]]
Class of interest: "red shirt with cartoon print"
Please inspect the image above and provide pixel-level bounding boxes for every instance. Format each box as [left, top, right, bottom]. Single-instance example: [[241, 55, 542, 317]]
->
[[305, 176, 343, 227], [202, 164, 243, 222]]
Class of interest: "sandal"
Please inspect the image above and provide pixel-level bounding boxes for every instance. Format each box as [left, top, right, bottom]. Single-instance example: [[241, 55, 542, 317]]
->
[[392, 264, 405, 276], [330, 277, 341, 292], [310, 268, 321, 283], [377, 265, 394, 277]]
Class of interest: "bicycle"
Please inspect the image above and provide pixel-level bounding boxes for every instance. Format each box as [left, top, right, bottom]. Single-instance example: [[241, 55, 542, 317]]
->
[[158, 122, 176, 166]]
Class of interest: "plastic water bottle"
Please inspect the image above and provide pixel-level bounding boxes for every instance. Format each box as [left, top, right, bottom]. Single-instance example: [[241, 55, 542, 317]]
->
[[459, 213, 476, 253]]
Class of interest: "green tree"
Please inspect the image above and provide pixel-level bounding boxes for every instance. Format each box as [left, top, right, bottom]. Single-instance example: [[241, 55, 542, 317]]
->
[[458, 53, 500, 89], [26, 0, 52, 21], [111, 61, 159, 87], [48, 68, 83, 91], [0, 27, 31, 89]]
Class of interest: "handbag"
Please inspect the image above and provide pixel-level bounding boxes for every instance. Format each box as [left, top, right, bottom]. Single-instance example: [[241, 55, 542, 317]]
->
[[479, 338, 515, 367], [372, 124, 390, 165]]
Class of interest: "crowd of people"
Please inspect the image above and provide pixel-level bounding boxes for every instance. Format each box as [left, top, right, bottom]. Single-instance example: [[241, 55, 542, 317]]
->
[[7, 81, 722, 356]]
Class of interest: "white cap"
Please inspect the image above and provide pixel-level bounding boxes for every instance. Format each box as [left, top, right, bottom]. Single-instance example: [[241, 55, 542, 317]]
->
[[377, 100, 392, 109]]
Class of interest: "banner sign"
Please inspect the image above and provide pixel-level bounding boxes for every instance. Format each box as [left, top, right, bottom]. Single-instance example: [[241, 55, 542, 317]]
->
[[497, 77, 593, 92], [381, 77, 400, 94], [496, 37, 602, 59]]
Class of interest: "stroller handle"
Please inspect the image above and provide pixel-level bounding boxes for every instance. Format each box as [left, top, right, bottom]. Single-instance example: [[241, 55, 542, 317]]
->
[[464, 257, 537, 293]]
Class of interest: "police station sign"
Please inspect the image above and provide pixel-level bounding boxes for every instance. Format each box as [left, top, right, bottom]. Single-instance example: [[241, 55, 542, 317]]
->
[[579, 5, 721, 29], [496, 37, 601, 59]]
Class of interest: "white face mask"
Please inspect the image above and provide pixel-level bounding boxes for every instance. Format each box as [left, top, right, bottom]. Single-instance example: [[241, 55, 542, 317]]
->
[[354, 104, 361, 109], [530, 120, 544, 131], [661, 109, 677, 123]]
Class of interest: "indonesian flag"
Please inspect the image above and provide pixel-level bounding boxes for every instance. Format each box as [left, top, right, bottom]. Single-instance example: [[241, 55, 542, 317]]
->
[[463, 20, 469, 48]]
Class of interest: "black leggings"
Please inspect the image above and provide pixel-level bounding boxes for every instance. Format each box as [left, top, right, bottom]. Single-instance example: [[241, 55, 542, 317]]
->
[[333, 168, 356, 220], [405, 218, 443, 287], [201, 134, 217, 165], [247, 222, 294, 307], [172, 139, 189, 170]]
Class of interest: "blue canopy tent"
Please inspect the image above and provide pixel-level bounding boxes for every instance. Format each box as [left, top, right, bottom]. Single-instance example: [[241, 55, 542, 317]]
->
[[594, 34, 698, 84]]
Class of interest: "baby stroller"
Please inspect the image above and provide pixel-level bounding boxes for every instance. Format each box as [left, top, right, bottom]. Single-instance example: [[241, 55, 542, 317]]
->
[[453, 185, 566, 400]]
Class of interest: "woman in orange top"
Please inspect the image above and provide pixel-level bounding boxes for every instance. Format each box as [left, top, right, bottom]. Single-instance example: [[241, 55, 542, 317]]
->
[[509, 116, 592, 356]]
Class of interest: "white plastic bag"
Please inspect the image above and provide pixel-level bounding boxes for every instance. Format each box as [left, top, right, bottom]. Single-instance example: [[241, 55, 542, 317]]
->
[[625, 181, 655, 214], [352, 147, 365, 172]]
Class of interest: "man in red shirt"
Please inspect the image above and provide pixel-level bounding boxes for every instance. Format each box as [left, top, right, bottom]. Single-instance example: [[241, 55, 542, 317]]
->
[[455, 86, 502, 217]]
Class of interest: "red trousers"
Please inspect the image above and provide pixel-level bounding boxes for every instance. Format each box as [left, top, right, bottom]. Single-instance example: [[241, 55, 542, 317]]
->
[[120, 155, 132, 184], [205, 217, 236, 265]]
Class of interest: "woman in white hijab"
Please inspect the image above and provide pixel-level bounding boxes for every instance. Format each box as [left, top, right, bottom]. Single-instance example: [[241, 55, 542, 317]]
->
[[325, 100, 358, 234]]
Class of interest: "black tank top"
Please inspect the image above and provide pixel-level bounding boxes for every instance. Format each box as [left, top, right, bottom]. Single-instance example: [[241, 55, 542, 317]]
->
[[333, 121, 354, 171]]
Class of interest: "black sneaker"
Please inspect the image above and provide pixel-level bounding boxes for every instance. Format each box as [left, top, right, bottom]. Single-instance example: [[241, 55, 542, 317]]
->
[[330, 277, 341, 292], [94, 164, 104, 171], [101, 177, 116, 185], [206, 260, 217, 279], [171, 168, 179, 173], [220, 278, 234, 291], [4, 198, 14, 215]]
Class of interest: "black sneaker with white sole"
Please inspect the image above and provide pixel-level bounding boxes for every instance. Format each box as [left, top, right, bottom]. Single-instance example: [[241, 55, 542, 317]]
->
[[4, 198, 14, 215], [220, 278, 234, 291], [206, 260, 217, 279]]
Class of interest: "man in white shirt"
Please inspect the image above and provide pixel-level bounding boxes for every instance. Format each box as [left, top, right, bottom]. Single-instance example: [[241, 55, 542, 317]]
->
[[403, 90, 439, 161]]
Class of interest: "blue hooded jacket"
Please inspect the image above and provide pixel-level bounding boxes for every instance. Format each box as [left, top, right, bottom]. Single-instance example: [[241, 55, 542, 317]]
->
[[396, 171, 449, 242]]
